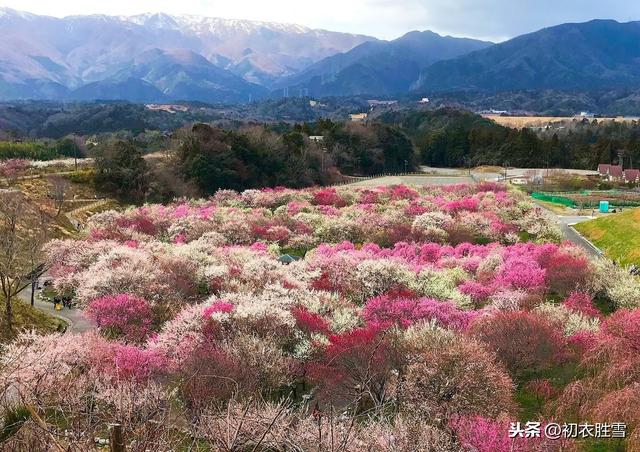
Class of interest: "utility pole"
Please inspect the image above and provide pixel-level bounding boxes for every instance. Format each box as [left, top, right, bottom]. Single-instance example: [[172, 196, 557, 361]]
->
[[71, 133, 78, 172]]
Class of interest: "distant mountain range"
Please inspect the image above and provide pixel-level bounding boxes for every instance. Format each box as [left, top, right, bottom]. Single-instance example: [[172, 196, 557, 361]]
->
[[276, 31, 492, 97], [1, 8, 640, 103], [0, 7, 372, 102], [413, 20, 640, 93]]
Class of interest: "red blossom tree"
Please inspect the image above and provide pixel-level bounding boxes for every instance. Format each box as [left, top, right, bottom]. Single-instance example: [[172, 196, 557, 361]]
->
[[291, 306, 331, 335], [85, 294, 154, 342], [362, 295, 478, 331], [307, 324, 395, 409], [470, 311, 566, 379], [563, 292, 601, 318]]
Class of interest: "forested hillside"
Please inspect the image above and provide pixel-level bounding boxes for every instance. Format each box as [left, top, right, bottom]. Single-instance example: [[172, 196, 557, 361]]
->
[[382, 108, 640, 169]]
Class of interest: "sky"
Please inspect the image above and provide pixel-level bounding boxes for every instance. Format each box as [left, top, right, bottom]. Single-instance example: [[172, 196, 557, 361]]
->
[[1, 0, 639, 41]]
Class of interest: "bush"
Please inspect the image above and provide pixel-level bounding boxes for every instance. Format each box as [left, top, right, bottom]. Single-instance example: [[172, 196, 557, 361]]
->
[[85, 294, 153, 342], [402, 328, 515, 420], [470, 311, 566, 379]]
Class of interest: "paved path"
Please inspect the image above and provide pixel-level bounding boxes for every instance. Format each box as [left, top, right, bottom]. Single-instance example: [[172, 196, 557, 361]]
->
[[18, 285, 94, 334], [536, 209, 604, 258], [348, 174, 475, 187], [557, 216, 603, 259], [420, 166, 600, 183]]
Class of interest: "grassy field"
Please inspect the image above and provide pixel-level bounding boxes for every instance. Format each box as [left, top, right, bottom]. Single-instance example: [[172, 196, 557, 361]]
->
[[531, 199, 572, 215], [0, 299, 67, 342], [574, 208, 640, 266]]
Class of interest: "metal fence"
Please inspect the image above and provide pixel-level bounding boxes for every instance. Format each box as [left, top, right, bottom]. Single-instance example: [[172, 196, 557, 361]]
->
[[532, 191, 640, 208], [531, 192, 577, 207]]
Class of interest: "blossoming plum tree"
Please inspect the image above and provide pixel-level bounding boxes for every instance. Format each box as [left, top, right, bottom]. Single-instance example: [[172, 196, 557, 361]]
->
[[0, 182, 625, 449]]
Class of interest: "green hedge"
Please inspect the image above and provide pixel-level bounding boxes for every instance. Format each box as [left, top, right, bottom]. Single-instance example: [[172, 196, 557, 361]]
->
[[0, 139, 82, 161]]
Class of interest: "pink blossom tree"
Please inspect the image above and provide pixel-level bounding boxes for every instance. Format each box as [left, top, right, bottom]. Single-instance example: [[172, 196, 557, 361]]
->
[[85, 294, 154, 342]]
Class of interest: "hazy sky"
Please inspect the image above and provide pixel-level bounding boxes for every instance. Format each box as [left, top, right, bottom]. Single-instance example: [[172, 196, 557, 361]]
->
[[1, 0, 639, 41]]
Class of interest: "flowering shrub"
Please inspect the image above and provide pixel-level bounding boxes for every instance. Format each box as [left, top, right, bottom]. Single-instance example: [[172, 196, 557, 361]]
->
[[557, 309, 640, 447], [450, 415, 515, 452], [307, 324, 393, 406], [589, 258, 640, 309], [451, 415, 572, 452], [110, 344, 167, 381], [85, 294, 154, 342], [1, 182, 628, 449], [80, 184, 556, 248], [362, 294, 477, 330], [534, 302, 600, 337], [0, 158, 30, 179], [563, 292, 602, 318], [470, 311, 567, 379], [401, 324, 515, 420]]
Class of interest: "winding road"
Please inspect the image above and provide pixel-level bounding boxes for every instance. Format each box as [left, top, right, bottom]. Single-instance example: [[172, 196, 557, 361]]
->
[[555, 215, 604, 259], [18, 285, 94, 334]]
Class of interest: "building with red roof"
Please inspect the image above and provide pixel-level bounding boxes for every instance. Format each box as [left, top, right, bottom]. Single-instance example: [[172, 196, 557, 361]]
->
[[598, 164, 610, 176], [624, 169, 640, 184], [608, 165, 623, 179]]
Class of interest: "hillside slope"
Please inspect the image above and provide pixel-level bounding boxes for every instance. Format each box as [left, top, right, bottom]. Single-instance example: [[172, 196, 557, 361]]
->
[[574, 208, 640, 265], [280, 31, 492, 96], [0, 7, 372, 101], [414, 20, 640, 93]]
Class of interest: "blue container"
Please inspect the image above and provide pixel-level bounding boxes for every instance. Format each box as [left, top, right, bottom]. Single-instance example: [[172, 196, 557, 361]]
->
[[599, 201, 609, 213]]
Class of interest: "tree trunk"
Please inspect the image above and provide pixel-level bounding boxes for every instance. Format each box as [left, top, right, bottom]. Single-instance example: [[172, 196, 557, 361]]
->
[[109, 423, 125, 452], [31, 279, 36, 307], [5, 293, 12, 331]]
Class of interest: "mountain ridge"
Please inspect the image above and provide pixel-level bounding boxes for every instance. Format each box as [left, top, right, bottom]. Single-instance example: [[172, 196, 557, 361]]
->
[[278, 30, 493, 97], [3, 9, 640, 103], [413, 19, 640, 93], [0, 7, 374, 101]]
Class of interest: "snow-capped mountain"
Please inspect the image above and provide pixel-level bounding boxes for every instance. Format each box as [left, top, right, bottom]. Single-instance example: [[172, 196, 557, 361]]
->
[[0, 7, 374, 101]]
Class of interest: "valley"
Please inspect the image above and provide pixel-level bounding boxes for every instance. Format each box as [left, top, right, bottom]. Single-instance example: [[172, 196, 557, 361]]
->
[[2, 4, 640, 451]]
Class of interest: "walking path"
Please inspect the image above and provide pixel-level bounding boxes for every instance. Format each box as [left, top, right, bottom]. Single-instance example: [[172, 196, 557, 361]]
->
[[18, 285, 94, 334], [347, 174, 475, 187], [65, 198, 112, 230], [558, 216, 604, 259], [536, 207, 604, 258]]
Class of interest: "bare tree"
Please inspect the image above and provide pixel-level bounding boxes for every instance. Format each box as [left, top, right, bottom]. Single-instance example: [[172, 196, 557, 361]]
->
[[48, 175, 69, 217], [0, 190, 49, 330]]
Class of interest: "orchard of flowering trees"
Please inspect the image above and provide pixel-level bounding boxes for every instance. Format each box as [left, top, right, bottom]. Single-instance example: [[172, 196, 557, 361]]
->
[[1, 183, 640, 450]]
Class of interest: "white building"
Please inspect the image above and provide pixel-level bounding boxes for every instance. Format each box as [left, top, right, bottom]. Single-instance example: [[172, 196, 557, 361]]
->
[[349, 113, 368, 122]]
